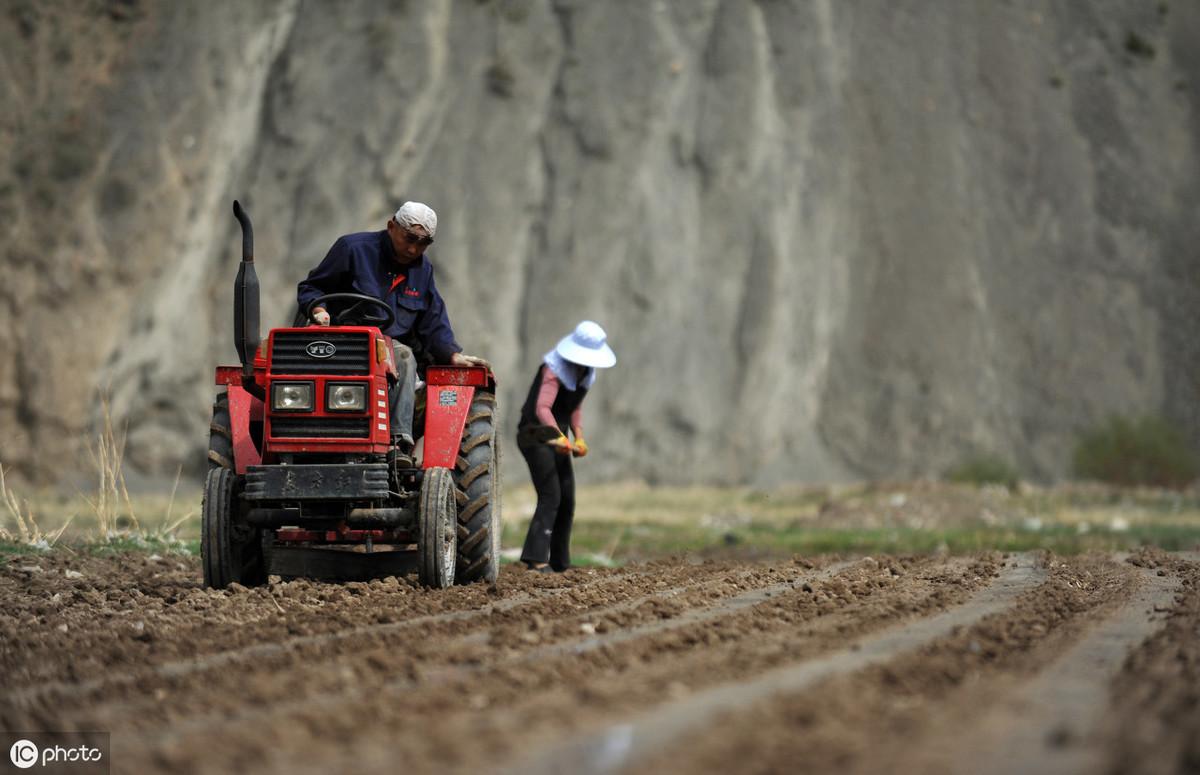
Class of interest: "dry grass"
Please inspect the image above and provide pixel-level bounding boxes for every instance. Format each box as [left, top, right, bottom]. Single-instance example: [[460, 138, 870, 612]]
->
[[81, 395, 140, 536], [157, 464, 196, 539], [0, 464, 72, 548], [0, 398, 194, 551]]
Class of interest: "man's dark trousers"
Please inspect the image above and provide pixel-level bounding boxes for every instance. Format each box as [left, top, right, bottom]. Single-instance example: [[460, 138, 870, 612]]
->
[[518, 441, 575, 571]]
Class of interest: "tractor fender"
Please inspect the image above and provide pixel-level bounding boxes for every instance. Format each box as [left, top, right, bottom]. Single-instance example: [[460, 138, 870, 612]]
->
[[227, 384, 263, 473], [422, 366, 489, 469], [423, 384, 475, 469]]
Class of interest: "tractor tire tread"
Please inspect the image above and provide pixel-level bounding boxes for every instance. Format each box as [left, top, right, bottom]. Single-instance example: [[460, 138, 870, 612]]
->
[[201, 467, 264, 588], [461, 432, 492, 454], [458, 523, 489, 555], [458, 492, 489, 525], [453, 391, 501, 584], [417, 467, 456, 589], [208, 393, 235, 471], [458, 553, 490, 582], [460, 462, 489, 490], [465, 409, 493, 426]]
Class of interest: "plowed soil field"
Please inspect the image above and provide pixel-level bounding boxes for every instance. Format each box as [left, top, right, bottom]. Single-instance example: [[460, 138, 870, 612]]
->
[[2, 549, 1198, 774]]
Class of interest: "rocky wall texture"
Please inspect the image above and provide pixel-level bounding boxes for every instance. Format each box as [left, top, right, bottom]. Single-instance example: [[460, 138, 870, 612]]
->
[[1, 0, 1197, 485]]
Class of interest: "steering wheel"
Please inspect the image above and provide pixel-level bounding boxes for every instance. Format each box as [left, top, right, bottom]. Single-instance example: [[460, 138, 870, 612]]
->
[[306, 293, 396, 330]]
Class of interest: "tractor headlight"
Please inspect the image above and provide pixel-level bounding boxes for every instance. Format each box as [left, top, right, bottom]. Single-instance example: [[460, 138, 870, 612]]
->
[[326, 383, 366, 412], [271, 382, 314, 411]]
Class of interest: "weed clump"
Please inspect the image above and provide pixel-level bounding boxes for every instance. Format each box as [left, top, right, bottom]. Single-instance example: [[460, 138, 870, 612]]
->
[[1073, 415, 1199, 489], [945, 455, 1020, 490]]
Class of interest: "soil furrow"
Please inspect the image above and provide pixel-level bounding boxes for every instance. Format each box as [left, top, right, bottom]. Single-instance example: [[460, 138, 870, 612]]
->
[[510, 553, 1042, 775], [2, 561, 721, 711], [102, 562, 856, 747], [2, 559, 846, 745], [1, 557, 627, 686], [944, 562, 1180, 775], [19, 548, 1184, 775], [1098, 552, 1200, 775], [627, 553, 1149, 775], [228, 556, 1001, 775]]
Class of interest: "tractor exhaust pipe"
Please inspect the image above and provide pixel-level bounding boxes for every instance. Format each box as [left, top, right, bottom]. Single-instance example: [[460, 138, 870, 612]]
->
[[232, 200, 260, 378]]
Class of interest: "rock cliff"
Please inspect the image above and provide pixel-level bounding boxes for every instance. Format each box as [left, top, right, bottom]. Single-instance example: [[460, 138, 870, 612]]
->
[[1, 0, 1197, 485]]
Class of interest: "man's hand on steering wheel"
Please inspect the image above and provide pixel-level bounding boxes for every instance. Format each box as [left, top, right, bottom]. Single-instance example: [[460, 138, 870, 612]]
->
[[305, 293, 396, 330]]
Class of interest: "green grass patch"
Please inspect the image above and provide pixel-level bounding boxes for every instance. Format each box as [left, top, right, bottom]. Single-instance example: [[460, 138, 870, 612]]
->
[[502, 519, 1200, 560], [84, 533, 195, 557], [0, 541, 50, 565]]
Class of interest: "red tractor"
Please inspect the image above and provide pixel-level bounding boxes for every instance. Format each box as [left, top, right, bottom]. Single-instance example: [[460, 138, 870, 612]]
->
[[201, 201, 500, 589]]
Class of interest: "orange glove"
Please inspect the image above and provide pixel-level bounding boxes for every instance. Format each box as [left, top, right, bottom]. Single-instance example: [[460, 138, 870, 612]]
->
[[572, 436, 589, 458], [546, 433, 573, 455]]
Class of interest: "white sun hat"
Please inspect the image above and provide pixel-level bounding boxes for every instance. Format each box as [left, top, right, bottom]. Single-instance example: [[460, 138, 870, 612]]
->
[[554, 320, 616, 368]]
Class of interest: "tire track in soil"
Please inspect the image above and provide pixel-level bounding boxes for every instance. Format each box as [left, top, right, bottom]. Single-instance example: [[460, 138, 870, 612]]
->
[[507, 553, 1043, 775], [943, 560, 1181, 775], [149, 555, 1000, 775], [1, 560, 729, 712]]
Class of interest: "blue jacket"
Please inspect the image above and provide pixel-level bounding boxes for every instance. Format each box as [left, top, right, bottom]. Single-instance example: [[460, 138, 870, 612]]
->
[[296, 230, 461, 362]]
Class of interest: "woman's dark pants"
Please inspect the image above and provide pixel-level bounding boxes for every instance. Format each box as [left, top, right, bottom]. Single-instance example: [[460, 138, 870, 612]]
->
[[518, 441, 575, 571]]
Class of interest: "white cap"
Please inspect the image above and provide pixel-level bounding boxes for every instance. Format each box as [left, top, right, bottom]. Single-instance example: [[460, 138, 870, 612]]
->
[[554, 320, 616, 368], [394, 201, 438, 238]]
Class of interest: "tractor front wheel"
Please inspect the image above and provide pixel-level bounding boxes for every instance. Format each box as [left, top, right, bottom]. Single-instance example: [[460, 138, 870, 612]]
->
[[418, 467, 457, 589], [201, 467, 265, 588]]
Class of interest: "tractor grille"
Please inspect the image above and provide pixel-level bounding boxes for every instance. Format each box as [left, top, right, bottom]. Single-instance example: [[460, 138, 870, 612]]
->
[[271, 332, 371, 375], [270, 417, 371, 439]]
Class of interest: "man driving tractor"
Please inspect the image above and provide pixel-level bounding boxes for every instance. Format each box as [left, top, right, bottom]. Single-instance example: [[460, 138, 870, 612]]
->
[[297, 201, 489, 465], [204, 199, 501, 589]]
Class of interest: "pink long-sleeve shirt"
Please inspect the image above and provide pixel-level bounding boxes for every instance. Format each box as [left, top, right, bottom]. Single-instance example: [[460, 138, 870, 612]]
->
[[536, 367, 583, 434]]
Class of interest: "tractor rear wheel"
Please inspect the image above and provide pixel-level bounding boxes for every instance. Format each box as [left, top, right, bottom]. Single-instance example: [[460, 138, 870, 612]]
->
[[454, 391, 501, 584], [201, 467, 265, 588], [418, 466, 457, 589], [207, 392, 235, 471]]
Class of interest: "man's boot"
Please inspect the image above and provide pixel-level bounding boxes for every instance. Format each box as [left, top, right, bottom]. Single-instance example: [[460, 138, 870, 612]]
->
[[388, 433, 415, 470]]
